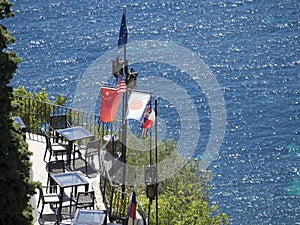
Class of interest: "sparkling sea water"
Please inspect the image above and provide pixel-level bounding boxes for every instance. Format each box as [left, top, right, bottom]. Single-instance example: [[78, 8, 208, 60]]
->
[[4, 0, 299, 224]]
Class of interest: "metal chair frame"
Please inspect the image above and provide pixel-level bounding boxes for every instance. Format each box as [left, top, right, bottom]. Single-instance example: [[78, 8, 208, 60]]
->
[[37, 185, 61, 218]]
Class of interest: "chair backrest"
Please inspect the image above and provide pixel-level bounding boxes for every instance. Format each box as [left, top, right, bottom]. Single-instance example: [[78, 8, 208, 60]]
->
[[87, 139, 101, 149], [42, 123, 58, 148], [75, 191, 95, 208], [50, 114, 67, 130], [38, 186, 45, 200], [38, 185, 60, 200], [46, 160, 65, 174], [85, 139, 101, 155]]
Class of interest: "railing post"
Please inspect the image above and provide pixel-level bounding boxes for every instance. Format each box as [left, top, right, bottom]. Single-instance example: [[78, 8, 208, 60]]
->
[[28, 98, 31, 133], [109, 186, 115, 222]]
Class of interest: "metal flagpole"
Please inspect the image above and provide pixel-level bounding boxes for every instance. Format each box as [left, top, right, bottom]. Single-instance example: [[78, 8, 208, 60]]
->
[[123, 6, 127, 64], [149, 97, 152, 164], [155, 99, 158, 225], [121, 5, 127, 197]]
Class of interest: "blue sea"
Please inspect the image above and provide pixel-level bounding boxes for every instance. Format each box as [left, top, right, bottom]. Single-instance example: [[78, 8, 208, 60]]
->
[[4, 0, 300, 224]]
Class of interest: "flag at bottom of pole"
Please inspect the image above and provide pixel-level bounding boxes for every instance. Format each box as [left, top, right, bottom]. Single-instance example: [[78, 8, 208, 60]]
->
[[128, 188, 137, 220]]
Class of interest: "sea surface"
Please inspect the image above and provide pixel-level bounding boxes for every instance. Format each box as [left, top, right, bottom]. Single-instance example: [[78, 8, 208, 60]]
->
[[4, 0, 300, 224]]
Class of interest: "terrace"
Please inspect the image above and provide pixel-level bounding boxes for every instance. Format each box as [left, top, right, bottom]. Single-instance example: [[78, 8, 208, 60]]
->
[[13, 95, 147, 225]]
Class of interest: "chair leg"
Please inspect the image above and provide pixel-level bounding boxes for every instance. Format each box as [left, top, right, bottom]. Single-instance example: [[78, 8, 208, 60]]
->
[[37, 195, 41, 209], [73, 148, 77, 168], [40, 203, 45, 218], [43, 147, 48, 162], [47, 175, 50, 188], [49, 150, 52, 162], [85, 158, 88, 173], [97, 153, 101, 173], [69, 198, 74, 215], [55, 206, 61, 224]]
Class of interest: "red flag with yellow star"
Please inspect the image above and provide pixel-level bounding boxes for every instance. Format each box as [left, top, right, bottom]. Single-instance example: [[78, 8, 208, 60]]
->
[[100, 87, 121, 122]]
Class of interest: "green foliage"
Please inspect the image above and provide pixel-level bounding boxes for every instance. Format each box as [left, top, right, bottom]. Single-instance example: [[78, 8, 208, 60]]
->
[[13, 86, 68, 105], [126, 137, 177, 168], [54, 93, 68, 106], [0, 1, 38, 224], [125, 137, 229, 225], [13, 85, 31, 97], [32, 88, 50, 102], [0, 0, 14, 20], [13, 87, 51, 133], [137, 161, 229, 224], [156, 161, 229, 225], [13, 86, 68, 134]]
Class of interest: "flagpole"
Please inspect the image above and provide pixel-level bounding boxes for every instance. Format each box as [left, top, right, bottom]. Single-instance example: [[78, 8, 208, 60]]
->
[[121, 5, 127, 209], [123, 6, 127, 63], [149, 96, 152, 163], [155, 99, 158, 225]]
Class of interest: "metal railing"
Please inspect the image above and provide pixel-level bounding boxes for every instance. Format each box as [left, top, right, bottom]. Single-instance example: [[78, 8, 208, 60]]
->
[[12, 95, 116, 137], [98, 133, 147, 224], [99, 171, 147, 225]]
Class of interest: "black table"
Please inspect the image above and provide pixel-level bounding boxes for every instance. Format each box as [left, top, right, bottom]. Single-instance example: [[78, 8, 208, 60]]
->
[[50, 171, 89, 221], [72, 209, 107, 225], [56, 126, 94, 167]]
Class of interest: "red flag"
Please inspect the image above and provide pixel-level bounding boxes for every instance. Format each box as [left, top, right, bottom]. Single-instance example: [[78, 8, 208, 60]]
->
[[100, 87, 121, 122]]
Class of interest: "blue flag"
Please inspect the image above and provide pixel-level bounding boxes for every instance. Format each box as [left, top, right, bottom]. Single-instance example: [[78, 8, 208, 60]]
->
[[118, 12, 127, 47]]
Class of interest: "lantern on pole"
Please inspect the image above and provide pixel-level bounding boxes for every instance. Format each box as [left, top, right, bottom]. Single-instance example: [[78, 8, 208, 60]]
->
[[145, 165, 157, 201]]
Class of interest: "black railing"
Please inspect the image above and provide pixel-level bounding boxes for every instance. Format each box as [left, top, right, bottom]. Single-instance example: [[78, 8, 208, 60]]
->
[[98, 134, 147, 224], [13, 95, 108, 137]]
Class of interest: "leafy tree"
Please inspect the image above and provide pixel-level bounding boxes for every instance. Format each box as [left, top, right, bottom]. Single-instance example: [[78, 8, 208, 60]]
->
[[13, 86, 67, 106], [157, 161, 229, 224], [54, 93, 68, 106], [13, 86, 68, 134], [140, 161, 229, 225], [0, 1, 38, 224], [126, 138, 229, 224]]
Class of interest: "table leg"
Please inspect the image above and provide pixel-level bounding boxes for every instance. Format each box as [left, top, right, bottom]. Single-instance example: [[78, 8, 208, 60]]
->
[[58, 187, 64, 223], [67, 141, 73, 168], [72, 141, 76, 168]]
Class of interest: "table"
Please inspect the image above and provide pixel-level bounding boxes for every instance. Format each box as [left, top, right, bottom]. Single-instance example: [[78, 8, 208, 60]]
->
[[56, 126, 94, 167], [72, 209, 107, 225], [50, 171, 89, 221]]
